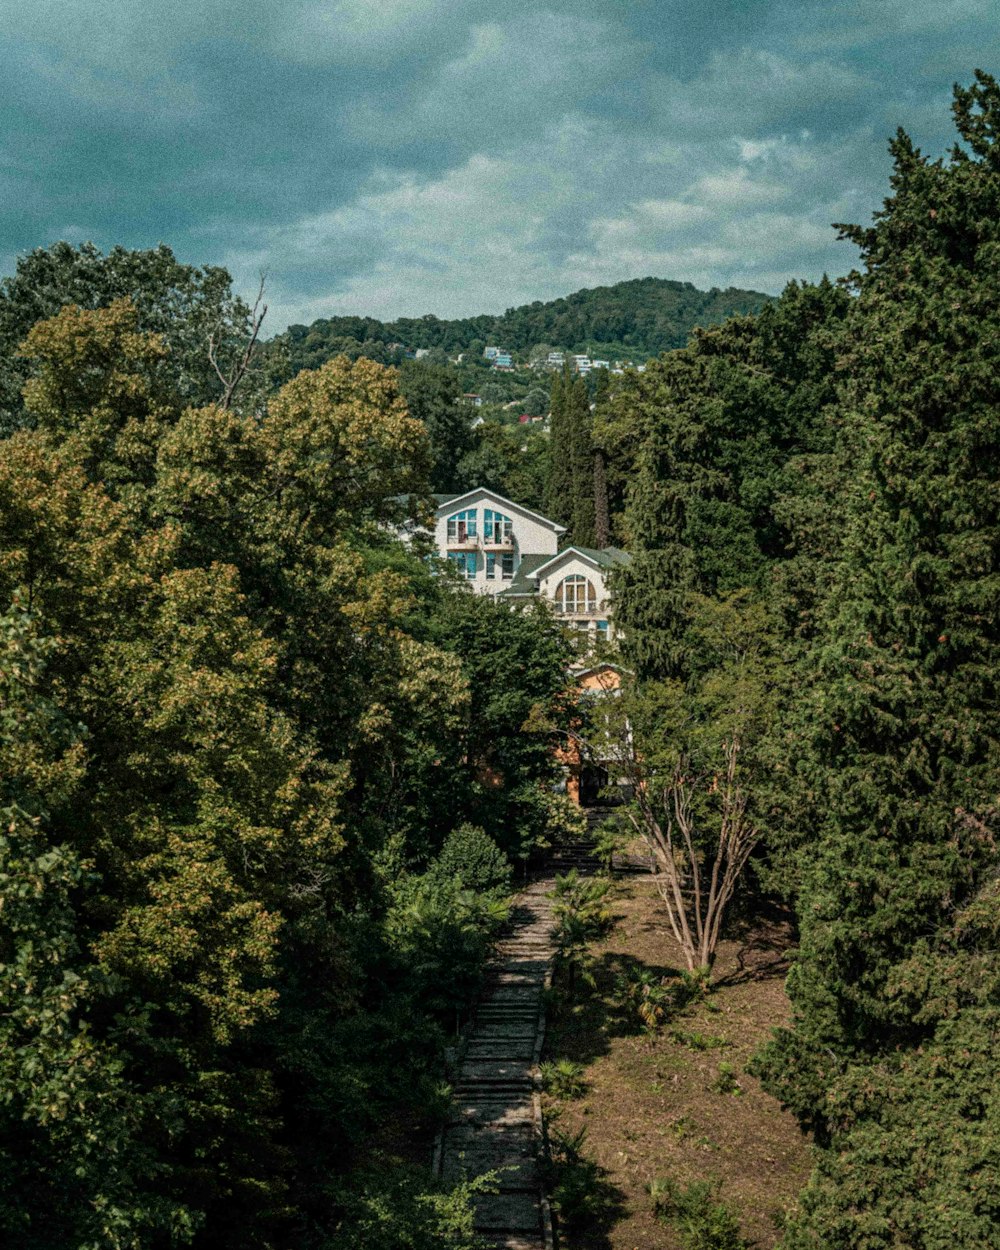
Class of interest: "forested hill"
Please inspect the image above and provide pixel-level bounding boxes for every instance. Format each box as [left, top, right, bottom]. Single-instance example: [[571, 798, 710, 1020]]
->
[[278, 276, 774, 370]]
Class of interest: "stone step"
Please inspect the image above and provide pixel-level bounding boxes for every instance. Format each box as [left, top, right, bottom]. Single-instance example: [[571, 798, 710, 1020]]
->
[[465, 1038, 536, 1061], [474, 1190, 543, 1233], [449, 1097, 534, 1125], [472, 1021, 539, 1039], [479, 1236, 546, 1250]]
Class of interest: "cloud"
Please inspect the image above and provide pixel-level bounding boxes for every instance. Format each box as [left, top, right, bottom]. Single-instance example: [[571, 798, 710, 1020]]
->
[[1, 0, 999, 325]]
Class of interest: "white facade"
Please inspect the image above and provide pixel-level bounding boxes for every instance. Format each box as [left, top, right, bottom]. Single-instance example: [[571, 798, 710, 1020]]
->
[[433, 488, 564, 595], [532, 549, 621, 643]]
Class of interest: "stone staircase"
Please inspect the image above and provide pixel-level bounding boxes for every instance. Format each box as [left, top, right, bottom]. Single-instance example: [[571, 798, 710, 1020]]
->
[[436, 880, 557, 1249]]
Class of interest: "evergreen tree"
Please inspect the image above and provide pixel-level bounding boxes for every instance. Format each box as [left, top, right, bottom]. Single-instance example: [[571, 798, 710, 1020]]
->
[[398, 361, 474, 493], [545, 368, 574, 527], [568, 375, 596, 546], [752, 73, 1000, 1244]]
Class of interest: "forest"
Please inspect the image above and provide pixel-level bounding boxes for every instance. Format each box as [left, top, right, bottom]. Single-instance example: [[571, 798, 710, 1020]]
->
[[274, 277, 773, 375], [2, 70, 1000, 1250]]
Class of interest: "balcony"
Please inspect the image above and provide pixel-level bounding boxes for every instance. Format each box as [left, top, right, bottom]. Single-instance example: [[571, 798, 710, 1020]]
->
[[446, 532, 479, 550], [481, 532, 514, 549]]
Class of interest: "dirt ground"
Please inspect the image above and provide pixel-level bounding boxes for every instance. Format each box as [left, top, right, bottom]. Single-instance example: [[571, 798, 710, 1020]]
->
[[542, 874, 812, 1250]]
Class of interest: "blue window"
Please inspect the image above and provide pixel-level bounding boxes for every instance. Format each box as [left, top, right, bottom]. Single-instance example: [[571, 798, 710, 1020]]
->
[[486, 553, 497, 579], [446, 509, 477, 542], [483, 508, 513, 544], [596, 620, 610, 637], [501, 553, 514, 579], [448, 551, 477, 579]]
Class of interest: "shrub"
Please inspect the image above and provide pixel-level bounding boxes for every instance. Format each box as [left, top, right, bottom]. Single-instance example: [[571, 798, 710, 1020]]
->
[[709, 1063, 743, 1096], [614, 965, 671, 1035], [650, 1178, 751, 1250], [431, 823, 512, 895], [327, 1163, 495, 1249], [539, 1058, 588, 1100]]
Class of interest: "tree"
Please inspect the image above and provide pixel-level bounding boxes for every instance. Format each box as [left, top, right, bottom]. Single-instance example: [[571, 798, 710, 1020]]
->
[[755, 76, 1000, 1150], [398, 361, 474, 492], [598, 592, 780, 974], [0, 241, 271, 432]]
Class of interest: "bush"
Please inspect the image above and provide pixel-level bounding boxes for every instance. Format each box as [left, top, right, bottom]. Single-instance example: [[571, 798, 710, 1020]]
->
[[327, 1163, 495, 1249], [431, 823, 512, 895], [650, 1178, 751, 1250], [539, 1058, 588, 1100], [547, 1127, 621, 1236]]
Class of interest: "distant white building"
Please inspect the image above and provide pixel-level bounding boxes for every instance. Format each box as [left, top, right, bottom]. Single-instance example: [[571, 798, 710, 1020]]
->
[[483, 346, 501, 359], [408, 487, 630, 642], [572, 354, 592, 375]]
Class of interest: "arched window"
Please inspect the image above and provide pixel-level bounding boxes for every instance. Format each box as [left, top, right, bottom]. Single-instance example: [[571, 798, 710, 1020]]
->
[[446, 508, 477, 543], [555, 574, 597, 615], [483, 508, 513, 545]]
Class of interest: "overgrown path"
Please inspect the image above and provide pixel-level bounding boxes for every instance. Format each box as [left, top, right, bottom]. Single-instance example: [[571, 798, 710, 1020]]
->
[[437, 877, 558, 1249]]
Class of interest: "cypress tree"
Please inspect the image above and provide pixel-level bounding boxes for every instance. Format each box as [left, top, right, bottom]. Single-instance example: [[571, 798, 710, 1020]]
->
[[545, 368, 573, 527], [754, 79, 1000, 1236], [568, 375, 596, 546]]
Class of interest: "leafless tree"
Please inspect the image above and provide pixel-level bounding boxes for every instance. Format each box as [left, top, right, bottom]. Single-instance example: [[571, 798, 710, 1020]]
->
[[208, 273, 268, 410], [588, 701, 759, 975]]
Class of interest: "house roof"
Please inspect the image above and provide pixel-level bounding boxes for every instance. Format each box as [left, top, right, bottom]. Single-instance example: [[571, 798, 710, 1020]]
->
[[530, 545, 632, 579], [495, 553, 552, 599], [433, 487, 567, 534]]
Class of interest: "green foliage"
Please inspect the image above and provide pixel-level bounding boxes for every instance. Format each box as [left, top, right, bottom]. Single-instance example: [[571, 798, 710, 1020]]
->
[[650, 1178, 751, 1250], [398, 361, 474, 493], [428, 591, 572, 863], [539, 1058, 588, 1100], [709, 1063, 743, 1097], [0, 291, 569, 1245], [278, 277, 772, 372], [545, 369, 595, 540], [547, 1126, 621, 1237], [614, 965, 671, 1035], [0, 241, 273, 433], [551, 870, 613, 996], [326, 1164, 492, 1250], [430, 823, 513, 896]]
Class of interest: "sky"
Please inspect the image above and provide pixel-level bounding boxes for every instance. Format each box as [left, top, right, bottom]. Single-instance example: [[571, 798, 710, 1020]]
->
[[2, 1, 998, 330]]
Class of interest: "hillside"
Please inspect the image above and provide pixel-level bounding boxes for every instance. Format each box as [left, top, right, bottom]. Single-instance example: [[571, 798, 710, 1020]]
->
[[277, 277, 774, 374]]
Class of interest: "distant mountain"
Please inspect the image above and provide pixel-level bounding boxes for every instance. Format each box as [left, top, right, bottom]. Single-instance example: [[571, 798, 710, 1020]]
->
[[277, 277, 775, 373]]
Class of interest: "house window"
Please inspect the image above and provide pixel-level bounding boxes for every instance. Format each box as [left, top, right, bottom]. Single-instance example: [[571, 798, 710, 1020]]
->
[[596, 620, 610, 639], [555, 574, 596, 615], [486, 553, 496, 579], [501, 553, 514, 579], [446, 509, 477, 543], [483, 509, 513, 544], [448, 551, 477, 579]]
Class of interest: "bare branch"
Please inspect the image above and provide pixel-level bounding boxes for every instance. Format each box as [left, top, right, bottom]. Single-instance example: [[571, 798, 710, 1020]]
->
[[208, 271, 269, 410]]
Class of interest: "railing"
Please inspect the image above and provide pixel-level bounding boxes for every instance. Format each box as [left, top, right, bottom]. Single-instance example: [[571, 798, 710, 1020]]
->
[[446, 534, 480, 550], [481, 533, 514, 548]]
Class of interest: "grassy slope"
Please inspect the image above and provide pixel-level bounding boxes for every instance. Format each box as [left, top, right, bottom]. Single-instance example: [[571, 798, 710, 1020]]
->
[[543, 876, 811, 1249]]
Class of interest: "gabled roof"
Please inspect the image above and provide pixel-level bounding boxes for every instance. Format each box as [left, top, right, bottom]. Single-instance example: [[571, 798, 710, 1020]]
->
[[434, 487, 567, 535], [530, 545, 631, 579]]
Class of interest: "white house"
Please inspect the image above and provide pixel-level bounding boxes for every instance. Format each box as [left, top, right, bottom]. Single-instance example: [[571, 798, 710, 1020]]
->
[[419, 488, 630, 641], [428, 488, 565, 593], [498, 543, 630, 643]]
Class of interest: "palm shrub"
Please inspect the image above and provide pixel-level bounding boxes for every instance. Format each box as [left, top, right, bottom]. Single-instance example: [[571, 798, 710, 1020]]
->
[[551, 870, 612, 995], [539, 1059, 588, 1100]]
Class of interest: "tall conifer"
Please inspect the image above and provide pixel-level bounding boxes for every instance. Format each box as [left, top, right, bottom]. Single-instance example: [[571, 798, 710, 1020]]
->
[[753, 77, 1000, 1241]]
